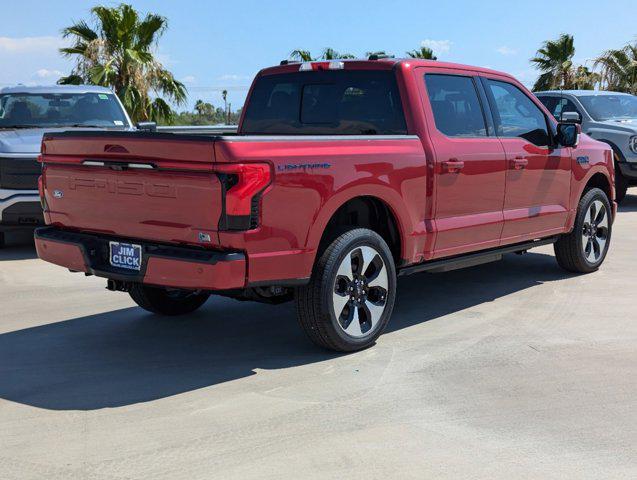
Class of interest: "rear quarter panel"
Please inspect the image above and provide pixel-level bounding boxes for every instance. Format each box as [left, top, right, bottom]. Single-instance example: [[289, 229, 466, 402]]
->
[[214, 137, 428, 284]]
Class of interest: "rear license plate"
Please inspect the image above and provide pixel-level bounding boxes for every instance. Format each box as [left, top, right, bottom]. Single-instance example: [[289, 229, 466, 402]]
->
[[109, 241, 142, 271]]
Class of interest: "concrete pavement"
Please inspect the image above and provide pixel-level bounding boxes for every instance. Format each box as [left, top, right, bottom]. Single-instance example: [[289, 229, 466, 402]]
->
[[1, 197, 636, 479]]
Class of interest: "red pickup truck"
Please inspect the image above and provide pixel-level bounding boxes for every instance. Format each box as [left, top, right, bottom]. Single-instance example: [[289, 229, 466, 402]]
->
[[35, 58, 615, 351]]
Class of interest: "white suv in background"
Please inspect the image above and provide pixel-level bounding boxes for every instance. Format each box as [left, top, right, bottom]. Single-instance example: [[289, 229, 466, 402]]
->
[[0, 85, 132, 246]]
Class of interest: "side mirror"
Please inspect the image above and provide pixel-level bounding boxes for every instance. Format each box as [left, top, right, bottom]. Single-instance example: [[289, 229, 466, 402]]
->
[[560, 111, 581, 124], [557, 122, 581, 148], [136, 121, 157, 132]]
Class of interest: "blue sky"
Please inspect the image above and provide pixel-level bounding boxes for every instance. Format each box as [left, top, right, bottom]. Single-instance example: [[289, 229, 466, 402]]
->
[[0, 0, 633, 110]]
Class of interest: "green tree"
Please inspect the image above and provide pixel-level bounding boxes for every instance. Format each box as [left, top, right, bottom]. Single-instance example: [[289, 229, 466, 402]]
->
[[321, 48, 355, 59], [573, 65, 600, 90], [290, 49, 315, 61], [290, 48, 355, 61], [530, 34, 576, 91], [406, 46, 437, 60], [58, 3, 186, 123], [595, 42, 637, 94], [194, 99, 214, 117]]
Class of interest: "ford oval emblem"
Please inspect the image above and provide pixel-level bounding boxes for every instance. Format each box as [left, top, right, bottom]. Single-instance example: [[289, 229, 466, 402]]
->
[[53, 190, 64, 199]]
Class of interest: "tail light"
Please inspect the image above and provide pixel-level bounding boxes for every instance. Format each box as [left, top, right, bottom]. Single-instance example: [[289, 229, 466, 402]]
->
[[216, 163, 271, 231]]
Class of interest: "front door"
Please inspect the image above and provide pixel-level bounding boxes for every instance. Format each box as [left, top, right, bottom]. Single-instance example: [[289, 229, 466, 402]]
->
[[482, 78, 571, 243], [419, 70, 507, 258]]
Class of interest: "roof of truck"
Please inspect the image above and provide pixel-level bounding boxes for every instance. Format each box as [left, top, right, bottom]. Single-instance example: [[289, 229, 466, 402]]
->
[[0, 84, 114, 94], [259, 58, 514, 80], [536, 90, 633, 97]]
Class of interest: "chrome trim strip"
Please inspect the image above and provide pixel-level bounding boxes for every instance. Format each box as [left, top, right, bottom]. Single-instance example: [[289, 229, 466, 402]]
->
[[127, 163, 154, 169], [81, 160, 155, 169], [222, 135, 420, 142]]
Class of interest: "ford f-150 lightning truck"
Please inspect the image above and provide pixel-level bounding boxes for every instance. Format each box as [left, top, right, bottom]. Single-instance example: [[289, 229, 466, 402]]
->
[[35, 58, 615, 351]]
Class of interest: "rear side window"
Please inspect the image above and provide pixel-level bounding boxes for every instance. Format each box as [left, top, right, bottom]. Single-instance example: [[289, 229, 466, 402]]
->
[[486, 80, 550, 146], [424, 74, 487, 137], [241, 70, 407, 135]]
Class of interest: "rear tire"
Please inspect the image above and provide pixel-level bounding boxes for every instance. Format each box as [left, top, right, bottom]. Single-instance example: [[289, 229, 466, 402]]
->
[[0, 232, 5, 248], [129, 284, 210, 316], [554, 187, 612, 273], [296, 228, 397, 352]]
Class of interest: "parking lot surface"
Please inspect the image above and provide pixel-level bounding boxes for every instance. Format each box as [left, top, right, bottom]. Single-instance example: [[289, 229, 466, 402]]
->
[[1, 197, 636, 480]]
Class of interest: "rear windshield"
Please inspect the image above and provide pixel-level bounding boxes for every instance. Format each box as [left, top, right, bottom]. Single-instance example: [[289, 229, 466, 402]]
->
[[241, 70, 407, 135]]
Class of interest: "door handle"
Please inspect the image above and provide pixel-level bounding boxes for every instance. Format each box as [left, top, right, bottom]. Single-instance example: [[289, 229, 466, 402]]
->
[[511, 157, 528, 170], [442, 159, 465, 173]]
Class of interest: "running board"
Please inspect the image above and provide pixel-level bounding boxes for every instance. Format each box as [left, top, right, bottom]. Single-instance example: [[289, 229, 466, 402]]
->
[[398, 237, 558, 277]]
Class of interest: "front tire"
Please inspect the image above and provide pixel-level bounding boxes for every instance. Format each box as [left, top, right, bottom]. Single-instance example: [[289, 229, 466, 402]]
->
[[129, 284, 210, 316], [554, 187, 612, 273], [296, 228, 397, 352]]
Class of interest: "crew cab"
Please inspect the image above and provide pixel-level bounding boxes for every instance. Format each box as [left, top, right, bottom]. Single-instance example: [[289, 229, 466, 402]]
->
[[0, 85, 132, 247], [35, 59, 615, 352]]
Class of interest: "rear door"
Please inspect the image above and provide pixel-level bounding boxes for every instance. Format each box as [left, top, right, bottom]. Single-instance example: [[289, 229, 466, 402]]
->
[[482, 78, 571, 243], [417, 69, 507, 258]]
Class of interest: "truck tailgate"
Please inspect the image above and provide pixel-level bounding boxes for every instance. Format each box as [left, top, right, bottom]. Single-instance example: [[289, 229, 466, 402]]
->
[[40, 132, 222, 246]]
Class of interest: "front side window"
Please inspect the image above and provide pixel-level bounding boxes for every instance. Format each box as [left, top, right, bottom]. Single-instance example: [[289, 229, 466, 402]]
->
[[538, 96, 581, 121], [486, 80, 550, 146], [0, 92, 129, 128], [242, 70, 407, 135], [424, 74, 487, 137]]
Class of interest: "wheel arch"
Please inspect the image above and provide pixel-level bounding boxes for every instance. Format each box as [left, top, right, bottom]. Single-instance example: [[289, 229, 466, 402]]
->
[[307, 190, 410, 267], [583, 171, 613, 202]]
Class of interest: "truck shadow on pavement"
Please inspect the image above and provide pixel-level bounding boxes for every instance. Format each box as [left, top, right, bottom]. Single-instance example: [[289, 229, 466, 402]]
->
[[0, 251, 571, 411]]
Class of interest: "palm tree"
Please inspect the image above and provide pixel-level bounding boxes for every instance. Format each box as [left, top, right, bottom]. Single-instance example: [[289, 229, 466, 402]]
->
[[406, 46, 437, 60], [194, 99, 205, 116], [194, 99, 214, 117], [321, 48, 355, 60], [595, 42, 637, 94], [530, 34, 576, 91], [290, 48, 355, 62], [573, 65, 600, 90], [58, 3, 186, 123], [290, 49, 315, 61], [221, 90, 228, 124]]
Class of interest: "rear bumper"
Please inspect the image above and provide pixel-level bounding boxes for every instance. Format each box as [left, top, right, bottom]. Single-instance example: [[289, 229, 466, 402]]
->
[[34, 227, 246, 291]]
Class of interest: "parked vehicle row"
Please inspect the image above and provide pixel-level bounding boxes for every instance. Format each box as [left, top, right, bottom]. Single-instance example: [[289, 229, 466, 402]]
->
[[34, 58, 615, 351]]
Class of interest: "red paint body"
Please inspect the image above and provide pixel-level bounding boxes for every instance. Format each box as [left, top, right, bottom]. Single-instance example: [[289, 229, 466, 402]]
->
[[36, 60, 615, 290]]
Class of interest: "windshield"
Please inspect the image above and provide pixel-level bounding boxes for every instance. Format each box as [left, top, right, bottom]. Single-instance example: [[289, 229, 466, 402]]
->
[[242, 70, 407, 135], [578, 94, 637, 121], [0, 92, 129, 129]]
